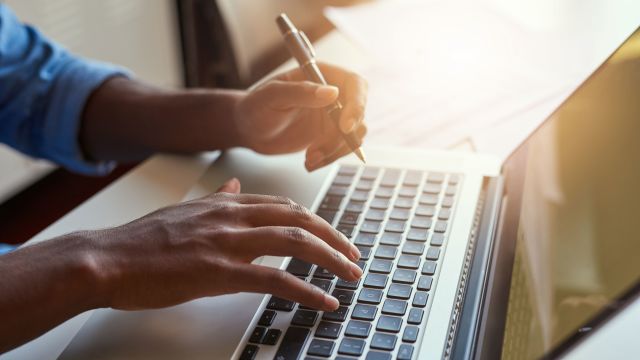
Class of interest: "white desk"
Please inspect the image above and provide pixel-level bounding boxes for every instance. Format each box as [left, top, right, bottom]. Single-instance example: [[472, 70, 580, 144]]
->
[[4, 13, 640, 359]]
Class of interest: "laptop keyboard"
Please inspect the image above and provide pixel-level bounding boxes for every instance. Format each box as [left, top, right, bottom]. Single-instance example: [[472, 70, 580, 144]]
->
[[239, 165, 461, 360]]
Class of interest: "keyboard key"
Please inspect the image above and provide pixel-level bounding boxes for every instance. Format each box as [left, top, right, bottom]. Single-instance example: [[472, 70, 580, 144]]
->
[[445, 185, 458, 196], [370, 259, 393, 274], [338, 165, 358, 176], [438, 208, 451, 220], [374, 246, 398, 260], [313, 267, 336, 280], [363, 274, 388, 289], [345, 320, 372, 338], [419, 194, 438, 205], [422, 261, 437, 275], [411, 216, 433, 229], [335, 278, 360, 290], [449, 174, 461, 185], [360, 221, 382, 234], [267, 296, 295, 312], [320, 196, 343, 211], [380, 169, 401, 187], [249, 326, 267, 343], [376, 316, 402, 333], [375, 187, 394, 198], [413, 291, 429, 308], [358, 288, 384, 304], [292, 309, 319, 327], [262, 328, 282, 345], [384, 220, 406, 233], [403, 170, 423, 186], [351, 304, 378, 321], [427, 172, 445, 183], [286, 258, 314, 277], [402, 242, 425, 255], [370, 198, 391, 209], [307, 339, 335, 357], [315, 321, 342, 339], [317, 210, 337, 224], [370, 332, 397, 351], [322, 306, 349, 322], [357, 245, 372, 260], [407, 228, 429, 242], [403, 326, 419, 343], [310, 278, 332, 292], [379, 232, 402, 246], [408, 308, 424, 325], [397, 255, 421, 270], [426, 247, 441, 260], [328, 185, 349, 197], [434, 221, 448, 233], [422, 183, 442, 194], [351, 190, 369, 202], [415, 205, 436, 217], [431, 233, 445, 246], [389, 208, 411, 221], [361, 167, 380, 180], [258, 310, 277, 327], [274, 326, 310, 360], [394, 197, 414, 209], [442, 196, 454, 208], [240, 344, 259, 360], [345, 201, 365, 213], [398, 344, 415, 360], [336, 224, 355, 238], [417, 276, 433, 291], [356, 260, 367, 272], [387, 284, 412, 300], [398, 186, 418, 198], [366, 351, 392, 360], [382, 299, 408, 316], [339, 212, 361, 225], [338, 338, 366, 356], [392, 269, 417, 284], [356, 179, 374, 191], [365, 209, 386, 221], [332, 289, 355, 306], [354, 233, 377, 247], [333, 175, 353, 186]]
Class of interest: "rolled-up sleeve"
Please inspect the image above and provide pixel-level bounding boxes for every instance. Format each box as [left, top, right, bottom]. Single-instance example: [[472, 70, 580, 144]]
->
[[0, 5, 129, 175]]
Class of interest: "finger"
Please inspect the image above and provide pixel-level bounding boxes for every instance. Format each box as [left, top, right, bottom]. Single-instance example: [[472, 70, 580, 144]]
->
[[254, 80, 339, 110], [216, 178, 241, 194], [337, 72, 368, 133], [240, 203, 361, 261], [306, 124, 367, 171], [232, 226, 362, 281], [229, 264, 339, 311], [206, 192, 297, 206]]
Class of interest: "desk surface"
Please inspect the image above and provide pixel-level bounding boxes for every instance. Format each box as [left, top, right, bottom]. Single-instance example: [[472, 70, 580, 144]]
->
[[4, 14, 640, 360]]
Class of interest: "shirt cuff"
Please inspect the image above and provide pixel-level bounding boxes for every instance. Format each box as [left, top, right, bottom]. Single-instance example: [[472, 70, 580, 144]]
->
[[41, 55, 130, 176]]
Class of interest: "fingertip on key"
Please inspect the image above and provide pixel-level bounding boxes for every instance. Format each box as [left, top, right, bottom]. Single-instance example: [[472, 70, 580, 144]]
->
[[324, 294, 340, 311]]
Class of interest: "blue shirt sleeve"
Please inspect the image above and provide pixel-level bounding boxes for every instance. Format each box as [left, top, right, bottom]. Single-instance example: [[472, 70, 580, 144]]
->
[[0, 4, 130, 175]]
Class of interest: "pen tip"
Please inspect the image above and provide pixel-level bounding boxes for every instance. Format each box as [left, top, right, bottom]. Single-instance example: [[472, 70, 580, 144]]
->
[[355, 148, 366, 164]]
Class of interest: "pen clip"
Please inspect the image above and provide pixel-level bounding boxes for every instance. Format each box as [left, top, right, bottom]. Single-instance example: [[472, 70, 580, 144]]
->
[[299, 31, 316, 58]]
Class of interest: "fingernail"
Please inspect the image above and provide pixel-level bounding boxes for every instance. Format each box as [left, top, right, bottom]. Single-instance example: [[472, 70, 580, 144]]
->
[[351, 263, 363, 279], [339, 117, 356, 133], [315, 85, 339, 101], [350, 246, 361, 262], [307, 154, 326, 170], [324, 294, 340, 311]]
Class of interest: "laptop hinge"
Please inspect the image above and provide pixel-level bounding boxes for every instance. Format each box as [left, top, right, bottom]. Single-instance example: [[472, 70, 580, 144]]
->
[[446, 175, 505, 360]]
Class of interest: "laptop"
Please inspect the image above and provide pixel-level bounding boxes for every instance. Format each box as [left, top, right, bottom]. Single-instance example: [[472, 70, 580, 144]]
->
[[57, 27, 640, 360]]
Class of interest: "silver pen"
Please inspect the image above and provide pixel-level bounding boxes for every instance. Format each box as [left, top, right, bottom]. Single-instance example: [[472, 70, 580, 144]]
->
[[276, 13, 366, 164]]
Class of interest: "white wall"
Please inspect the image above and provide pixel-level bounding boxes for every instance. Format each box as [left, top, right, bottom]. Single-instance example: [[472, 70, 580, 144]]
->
[[0, 0, 183, 202]]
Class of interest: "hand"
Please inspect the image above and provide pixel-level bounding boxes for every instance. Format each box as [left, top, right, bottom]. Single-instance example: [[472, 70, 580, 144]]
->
[[89, 178, 362, 311], [234, 62, 368, 171]]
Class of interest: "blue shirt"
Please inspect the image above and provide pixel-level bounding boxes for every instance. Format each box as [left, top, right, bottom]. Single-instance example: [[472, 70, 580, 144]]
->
[[0, 4, 128, 175]]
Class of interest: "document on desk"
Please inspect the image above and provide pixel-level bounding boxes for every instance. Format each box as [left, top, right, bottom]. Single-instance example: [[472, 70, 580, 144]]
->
[[325, 0, 621, 159]]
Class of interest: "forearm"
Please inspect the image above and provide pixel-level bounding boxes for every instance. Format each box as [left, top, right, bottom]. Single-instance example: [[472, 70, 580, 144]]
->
[[80, 77, 247, 162], [0, 233, 103, 353]]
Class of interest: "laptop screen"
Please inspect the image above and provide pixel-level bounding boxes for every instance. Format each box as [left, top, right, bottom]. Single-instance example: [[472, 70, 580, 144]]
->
[[499, 28, 640, 358]]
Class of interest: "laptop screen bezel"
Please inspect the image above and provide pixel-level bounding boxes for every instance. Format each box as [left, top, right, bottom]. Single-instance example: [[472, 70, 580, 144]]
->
[[476, 26, 640, 360]]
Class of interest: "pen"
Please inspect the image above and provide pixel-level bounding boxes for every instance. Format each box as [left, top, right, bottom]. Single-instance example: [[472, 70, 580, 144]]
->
[[276, 13, 366, 164]]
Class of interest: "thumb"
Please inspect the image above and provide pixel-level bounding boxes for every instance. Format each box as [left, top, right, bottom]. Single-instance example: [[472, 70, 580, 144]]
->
[[216, 177, 241, 193], [256, 80, 339, 110]]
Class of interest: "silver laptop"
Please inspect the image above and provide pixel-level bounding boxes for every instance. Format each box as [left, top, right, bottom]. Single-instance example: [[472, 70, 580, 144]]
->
[[59, 27, 640, 360]]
